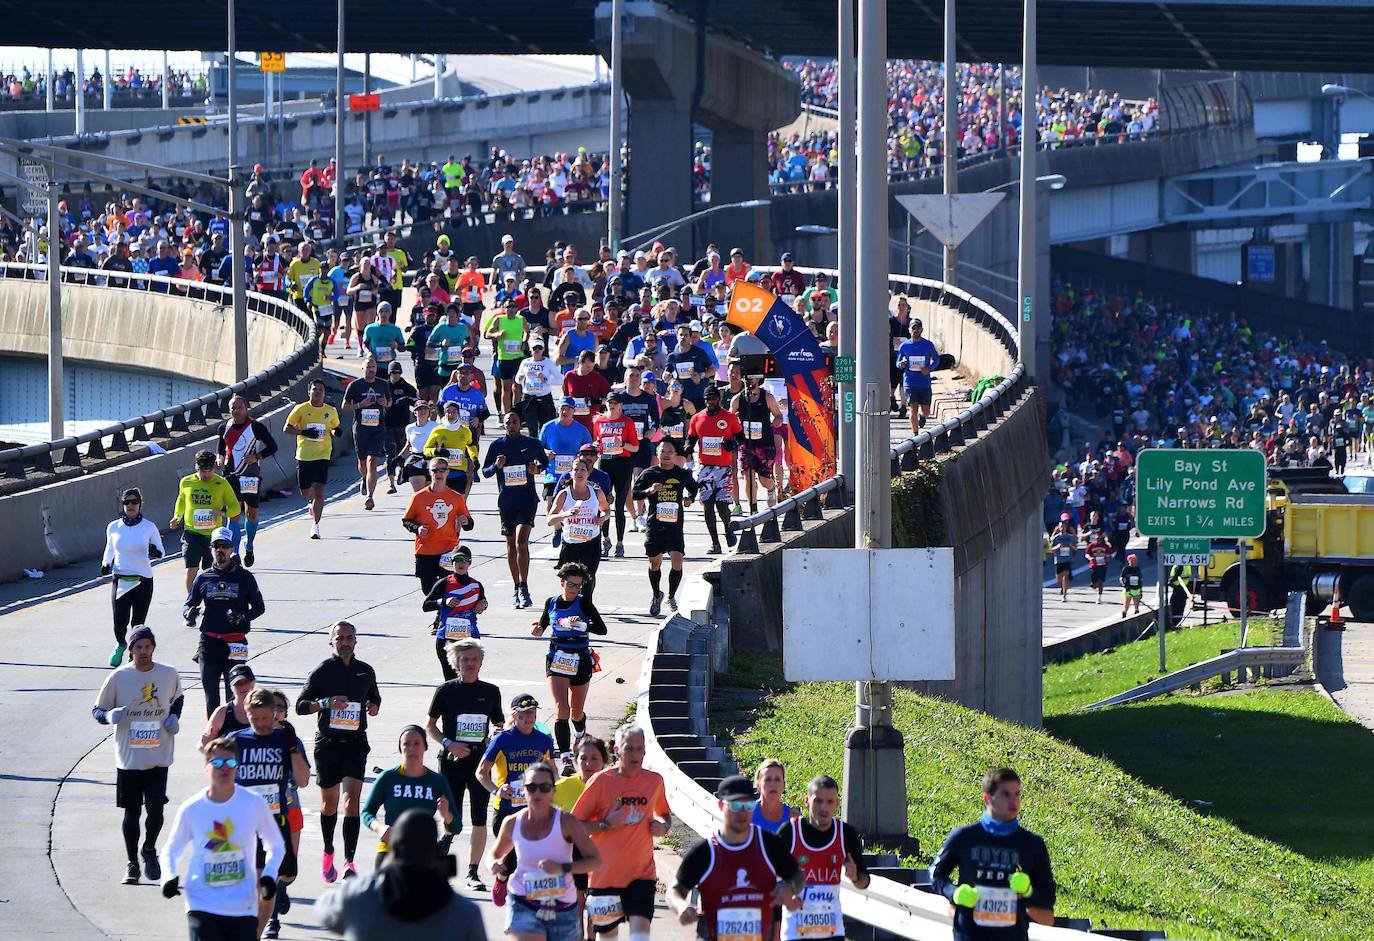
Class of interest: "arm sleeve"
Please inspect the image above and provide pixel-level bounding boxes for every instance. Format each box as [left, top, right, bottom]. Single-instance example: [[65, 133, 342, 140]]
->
[[254, 420, 279, 460], [243, 575, 267, 624], [360, 771, 388, 830], [481, 440, 500, 478], [159, 800, 194, 882], [367, 668, 382, 708], [102, 522, 117, 567], [579, 600, 608, 636], [296, 668, 321, 714], [930, 829, 962, 902], [762, 831, 799, 879], [844, 822, 869, 876], [1027, 833, 1057, 911], [538, 603, 552, 631], [673, 838, 713, 892], [422, 577, 448, 613], [149, 521, 165, 558], [631, 472, 654, 500], [94, 672, 118, 712]]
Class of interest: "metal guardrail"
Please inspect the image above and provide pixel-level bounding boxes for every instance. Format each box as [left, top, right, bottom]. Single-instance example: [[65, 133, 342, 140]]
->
[[734, 267, 1025, 547], [1083, 645, 1307, 711], [0, 264, 317, 485]]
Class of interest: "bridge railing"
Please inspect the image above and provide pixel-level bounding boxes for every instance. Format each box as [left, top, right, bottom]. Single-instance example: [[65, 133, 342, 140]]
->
[[733, 268, 1025, 549], [0, 264, 317, 486]]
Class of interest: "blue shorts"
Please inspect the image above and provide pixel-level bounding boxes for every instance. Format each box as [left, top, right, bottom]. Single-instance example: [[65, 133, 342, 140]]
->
[[353, 424, 387, 458], [506, 899, 580, 940], [905, 385, 933, 407]]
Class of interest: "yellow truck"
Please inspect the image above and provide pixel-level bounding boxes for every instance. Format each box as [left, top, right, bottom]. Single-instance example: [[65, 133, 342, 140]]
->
[[1205, 469, 1374, 618]]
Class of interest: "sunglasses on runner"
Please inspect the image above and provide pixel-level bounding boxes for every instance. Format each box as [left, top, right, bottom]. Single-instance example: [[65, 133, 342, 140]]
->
[[208, 757, 239, 769], [724, 799, 759, 813], [523, 782, 555, 794], [123, 499, 141, 505]]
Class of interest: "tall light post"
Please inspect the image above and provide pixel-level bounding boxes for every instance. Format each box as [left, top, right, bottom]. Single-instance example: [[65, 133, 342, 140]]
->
[[335, 0, 346, 244], [837, 0, 856, 493], [608, 0, 624, 253], [943, 0, 958, 284], [47, 178, 64, 441], [1016, 0, 1038, 378]]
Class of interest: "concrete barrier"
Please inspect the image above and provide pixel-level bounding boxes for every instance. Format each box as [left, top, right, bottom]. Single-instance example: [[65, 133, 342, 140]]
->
[[0, 279, 300, 387]]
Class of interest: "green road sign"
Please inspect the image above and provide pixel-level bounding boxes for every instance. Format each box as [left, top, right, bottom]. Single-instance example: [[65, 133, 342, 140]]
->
[[1161, 537, 1211, 566], [834, 356, 855, 383], [842, 389, 855, 424], [1136, 448, 1266, 539]]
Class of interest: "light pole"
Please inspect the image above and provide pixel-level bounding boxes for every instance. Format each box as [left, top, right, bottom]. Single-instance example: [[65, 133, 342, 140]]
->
[[943, 0, 957, 285], [47, 179, 65, 441], [621, 198, 770, 255], [228, 0, 247, 381], [608, 0, 624, 253], [1016, 0, 1038, 378], [335, 0, 346, 244], [837, 0, 856, 494]]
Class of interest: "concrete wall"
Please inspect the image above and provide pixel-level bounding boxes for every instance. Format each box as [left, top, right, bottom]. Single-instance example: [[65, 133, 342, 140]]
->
[[0, 397, 304, 583], [0, 280, 302, 387]]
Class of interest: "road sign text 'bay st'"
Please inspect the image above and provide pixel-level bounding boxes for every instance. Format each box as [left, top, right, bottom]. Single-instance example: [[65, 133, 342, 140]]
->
[[1136, 449, 1266, 539]]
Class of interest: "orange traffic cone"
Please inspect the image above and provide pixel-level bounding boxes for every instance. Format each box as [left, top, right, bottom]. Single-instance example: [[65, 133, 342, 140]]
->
[[1327, 586, 1346, 631]]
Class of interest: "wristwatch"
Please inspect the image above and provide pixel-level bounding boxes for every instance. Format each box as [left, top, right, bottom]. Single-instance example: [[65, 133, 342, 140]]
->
[[441, 737, 454, 749], [561, 862, 573, 875]]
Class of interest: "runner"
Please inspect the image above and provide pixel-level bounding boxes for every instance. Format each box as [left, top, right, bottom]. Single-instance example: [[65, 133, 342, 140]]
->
[[202, 664, 255, 743], [659, 379, 697, 469], [424, 400, 479, 498], [347, 256, 383, 351], [751, 759, 795, 834], [170, 449, 241, 595], [932, 767, 1057, 940], [731, 375, 782, 514], [296, 621, 383, 885], [477, 694, 557, 904], [617, 364, 662, 530], [593, 391, 642, 558], [383, 361, 418, 494], [572, 725, 673, 940], [428, 305, 473, 388], [362, 726, 460, 867], [402, 457, 471, 596], [486, 297, 530, 421], [422, 546, 488, 678], [216, 395, 279, 568], [687, 385, 744, 554], [342, 356, 393, 511], [667, 775, 804, 938], [270, 690, 309, 881], [896, 318, 940, 432], [774, 775, 871, 941], [1049, 519, 1077, 602], [557, 734, 610, 938], [440, 363, 493, 446], [362, 302, 406, 370], [540, 397, 595, 520], [532, 561, 607, 766], [515, 337, 558, 433], [1120, 553, 1144, 618], [101, 487, 164, 666], [185, 528, 265, 716], [284, 378, 341, 540], [632, 441, 698, 615], [93, 625, 184, 886], [400, 401, 439, 492], [548, 461, 610, 600], [158, 737, 285, 941], [482, 411, 549, 608], [228, 689, 310, 939], [489, 763, 601, 940], [1085, 529, 1111, 603]]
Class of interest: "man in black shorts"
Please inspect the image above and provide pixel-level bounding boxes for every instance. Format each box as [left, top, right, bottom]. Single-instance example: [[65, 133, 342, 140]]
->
[[216, 394, 279, 568], [295, 621, 381, 883], [341, 355, 392, 512], [633, 440, 699, 615], [481, 410, 549, 608], [425, 637, 505, 891], [284, 379, 341, 541]]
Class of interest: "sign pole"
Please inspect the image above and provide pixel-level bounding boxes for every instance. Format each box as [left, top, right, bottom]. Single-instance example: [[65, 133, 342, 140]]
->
[[335, 0, 346, 245], [47, 178, 65, 442], [1158, 553, 1168, 673], [1238, 543, 1250, 647]]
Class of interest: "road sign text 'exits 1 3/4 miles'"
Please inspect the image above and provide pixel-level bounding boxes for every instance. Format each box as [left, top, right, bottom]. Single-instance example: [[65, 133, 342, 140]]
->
[[1135, 448, 1266, 539]]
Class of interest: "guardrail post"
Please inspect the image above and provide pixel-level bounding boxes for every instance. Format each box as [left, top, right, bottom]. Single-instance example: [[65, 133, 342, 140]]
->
[[801, 496, 823, 521], [824, 486, 846, 510], [86, 438, 106, 460], [59, 446, 82, 467], [735, 527, 759, 554], [919, 437, 936, 459], [109, 430, 130, 452], [132, 423, 150, 442], [899, 450, 918, 472], [188, 405, 205, 427], [759, 516, 782, 543], [33, 451, 55, 474], [171, 410, 190, 433], [150, 416, 171, 438], [2, 460, 25, 480], [206, 398, 225, 420], [781, 506, 804, 532]]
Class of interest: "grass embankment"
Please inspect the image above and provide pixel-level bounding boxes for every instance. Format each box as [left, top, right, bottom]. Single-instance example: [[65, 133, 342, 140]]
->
[[720, 622, 1374, 940]]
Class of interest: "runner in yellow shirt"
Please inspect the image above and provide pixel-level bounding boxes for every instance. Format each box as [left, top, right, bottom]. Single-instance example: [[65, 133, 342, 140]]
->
[[285, 378, 342, 540], [287, 242, 322, 310], [169, 449, 241, 593]]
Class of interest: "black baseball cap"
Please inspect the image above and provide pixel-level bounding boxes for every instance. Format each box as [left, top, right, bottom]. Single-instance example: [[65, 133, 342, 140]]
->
[[511, 693, 539, 712], [715, 775, 758, 800], [228, 664, 256, 685]]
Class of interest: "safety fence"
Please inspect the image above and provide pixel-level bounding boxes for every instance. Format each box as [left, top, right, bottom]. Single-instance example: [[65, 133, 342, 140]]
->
[[0, 265, 317, 488]]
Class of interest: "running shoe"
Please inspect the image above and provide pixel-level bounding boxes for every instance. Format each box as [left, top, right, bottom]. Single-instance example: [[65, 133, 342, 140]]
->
[[668, 595, 679, 613], [359, 479, 368, 496], [551, 530, 562, 549], [630, 516, 640, 533], [614, 542, 625, 558], [321, 851, 337, 883], [492, 877, 508, 907], [243, 549, 254, 568], [387, 483, 398, 495], [343, 861, 357, 879], [708, 544, 723, 555], [649, 592, 663, 617], [364, 497, 375, 511], [276, 882, 291, 914], [264, 916, 280, 939], [512, 588, 523, 609], [141, 847, 161, 882], [310, 523, 321, 540], [344, 340, 352, 349], [519, 584, 532, 608], [559, 752, 575, 776], [122, 860, 139, 884], [602, 540, 611, 558], [109, 644, 126, 667], [636, 513, 648, 530], [731, 503, 743, 516], [465, 873, 487, 892]]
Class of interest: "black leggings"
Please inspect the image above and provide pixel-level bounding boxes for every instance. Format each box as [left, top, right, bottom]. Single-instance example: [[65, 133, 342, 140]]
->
[[122, 803, 165, 863], [111, 576, 155, 645], [200, 654, 233, 717], [601, 457, 637, 543], [557, 537, 602, 604], [384, 426, 407, 478], [187, 911, 258, 941], [436, 636, 456, 682]]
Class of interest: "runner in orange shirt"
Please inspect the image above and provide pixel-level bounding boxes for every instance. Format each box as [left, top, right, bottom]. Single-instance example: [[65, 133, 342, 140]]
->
[[455, 256, 488, 320], [402, 456, 471, 596], [572, 725, 672, 940]]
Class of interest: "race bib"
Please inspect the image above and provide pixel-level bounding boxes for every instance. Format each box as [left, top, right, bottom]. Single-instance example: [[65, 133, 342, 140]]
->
[[573, 397, 590, 416], [893, 336, 905, 352], [702, 436, 723, 456], [503, 465, 529, 487], [507, 780, 528, 806], [375, 348, 395, 363], [192, 508, 219, 529], [306, 422, 327, 438], [361, 408, 381, 427], [972, 886, 1018, 928], [440, 612, 474, 640], [227, 642, 249, 661], [587, 894, 624, 927], [550, 650, 581, 676], [553, 455, 574, 474], [633, 420, 646, 436], [1057, 548, 1071, 558], [452, 713, 488, 744], [329, 701, 362, 732], [503, 339, 522, 354], [238, 476, 259, 495], [357, 290, 373, 303], [202, 849, 247, 887], [717, 908, 764, 941], [523, 872, 569, 900], [250, 783, 282, 814], [566, 521, 600, 543], [744, 421, 764, 440], [656, 501, 680, 523], [1127, 576, 1141, 587], [601, 434, 623, 456], [675, 362, 693, 378], [130, 721, 162, 749], [425, 346, 440, 362], [465, 288, 479, 302], [316, 303, 333, 316], [664, 423, 684, 438], [786, 885, 840, 939]]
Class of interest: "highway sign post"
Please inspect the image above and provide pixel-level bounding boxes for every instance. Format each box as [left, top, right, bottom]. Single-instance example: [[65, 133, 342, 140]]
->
[[1136, 448, 1267, 668], [259, 52, 286, 73], [20, 159, 47, 215]]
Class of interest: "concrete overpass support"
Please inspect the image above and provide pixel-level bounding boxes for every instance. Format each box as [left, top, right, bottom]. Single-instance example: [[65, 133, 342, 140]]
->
[[1309, 220, 1356, 310], [707, 128, 771, 258], [595, 1, 798, 257]]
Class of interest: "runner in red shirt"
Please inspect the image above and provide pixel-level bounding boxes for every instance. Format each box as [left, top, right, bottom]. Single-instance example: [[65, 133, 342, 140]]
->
[[592, 392, 641, 558], [562, 353, 611, 433], [1085, 533, 1112, 603], [687, 384, 744, 554]]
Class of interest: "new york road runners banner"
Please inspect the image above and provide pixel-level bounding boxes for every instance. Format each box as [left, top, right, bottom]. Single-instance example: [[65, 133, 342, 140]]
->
[[725, 281, 837, 492]]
